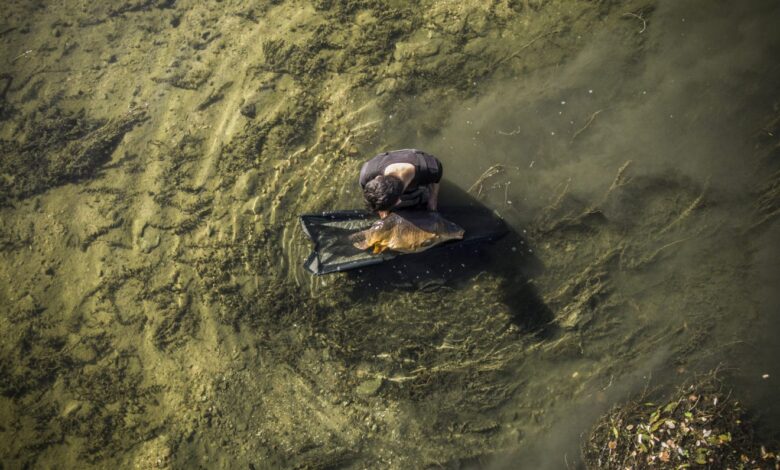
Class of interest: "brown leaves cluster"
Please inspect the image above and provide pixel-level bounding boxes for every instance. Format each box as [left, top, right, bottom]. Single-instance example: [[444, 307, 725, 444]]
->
[[583, 374, 780, 469]]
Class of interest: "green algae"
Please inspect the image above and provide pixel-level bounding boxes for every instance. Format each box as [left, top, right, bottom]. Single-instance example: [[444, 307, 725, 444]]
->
[[0, 106, 146, 204]]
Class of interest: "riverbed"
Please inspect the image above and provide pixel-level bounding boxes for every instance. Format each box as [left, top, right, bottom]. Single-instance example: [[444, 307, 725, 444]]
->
[[1, 0, 779, 467]]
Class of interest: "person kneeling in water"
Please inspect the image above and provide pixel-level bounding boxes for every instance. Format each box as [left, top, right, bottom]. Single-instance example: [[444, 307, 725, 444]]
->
[[359, 149, 442, 219]]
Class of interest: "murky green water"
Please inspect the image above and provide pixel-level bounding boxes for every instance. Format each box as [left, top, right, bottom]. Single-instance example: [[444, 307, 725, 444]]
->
[[1, 0, 779, 468]]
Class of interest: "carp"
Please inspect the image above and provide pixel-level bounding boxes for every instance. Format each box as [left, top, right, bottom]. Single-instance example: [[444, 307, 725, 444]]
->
[[350, 211, 465, 254]]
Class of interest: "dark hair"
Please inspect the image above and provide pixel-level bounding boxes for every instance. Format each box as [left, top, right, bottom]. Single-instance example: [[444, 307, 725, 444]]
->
[[363, 175, 404, 212]]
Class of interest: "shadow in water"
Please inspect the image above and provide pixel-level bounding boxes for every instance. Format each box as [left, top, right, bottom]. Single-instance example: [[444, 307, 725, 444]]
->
[[343, 181, 555, 337]]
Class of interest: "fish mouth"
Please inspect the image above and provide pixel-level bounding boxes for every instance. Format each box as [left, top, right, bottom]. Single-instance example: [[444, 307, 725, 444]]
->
[[349, 231, 370, 250]]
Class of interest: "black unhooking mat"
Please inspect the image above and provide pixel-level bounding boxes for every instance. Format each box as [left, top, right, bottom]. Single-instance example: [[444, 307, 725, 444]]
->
[[300, 207, 508, 275]]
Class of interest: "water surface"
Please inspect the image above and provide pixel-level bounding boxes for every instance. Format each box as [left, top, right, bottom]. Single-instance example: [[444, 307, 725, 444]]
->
[[1, 0, 779, 468]]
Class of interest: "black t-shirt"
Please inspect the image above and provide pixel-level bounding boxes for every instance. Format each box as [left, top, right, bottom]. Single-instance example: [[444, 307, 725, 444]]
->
[[359, 149, 443, 190]]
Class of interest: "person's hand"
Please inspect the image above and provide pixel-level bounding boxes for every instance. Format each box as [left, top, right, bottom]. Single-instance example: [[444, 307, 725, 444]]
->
[[377, 210, 390, 219]]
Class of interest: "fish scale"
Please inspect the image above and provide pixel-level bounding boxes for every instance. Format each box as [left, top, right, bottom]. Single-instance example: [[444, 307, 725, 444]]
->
[[350, 211, 465, 254]]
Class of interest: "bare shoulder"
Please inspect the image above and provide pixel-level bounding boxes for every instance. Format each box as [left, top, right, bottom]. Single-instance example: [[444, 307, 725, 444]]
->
[[383, 162, 415, 175]]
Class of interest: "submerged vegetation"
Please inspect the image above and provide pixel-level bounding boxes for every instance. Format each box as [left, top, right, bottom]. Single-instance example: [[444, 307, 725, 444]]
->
[[0, 106, 146, 204]]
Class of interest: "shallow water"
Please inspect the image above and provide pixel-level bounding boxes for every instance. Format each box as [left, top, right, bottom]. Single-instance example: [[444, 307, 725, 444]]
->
[[1, 0, 779, 468]]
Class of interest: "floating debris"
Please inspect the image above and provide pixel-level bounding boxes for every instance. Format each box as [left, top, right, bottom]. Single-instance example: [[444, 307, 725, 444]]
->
[[582, 372, 780, 469]]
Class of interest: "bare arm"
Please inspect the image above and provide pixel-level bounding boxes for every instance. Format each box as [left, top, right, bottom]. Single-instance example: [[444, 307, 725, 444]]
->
[[427, 182, 440, 211]]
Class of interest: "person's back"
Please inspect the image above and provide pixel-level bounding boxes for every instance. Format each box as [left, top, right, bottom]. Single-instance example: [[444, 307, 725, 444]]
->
[[359, 149, 442, 218]]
